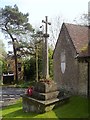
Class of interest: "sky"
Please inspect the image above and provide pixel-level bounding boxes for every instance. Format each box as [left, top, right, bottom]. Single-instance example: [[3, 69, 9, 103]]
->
[[0, 0, 89, 26], [0, 0, 89, 51]]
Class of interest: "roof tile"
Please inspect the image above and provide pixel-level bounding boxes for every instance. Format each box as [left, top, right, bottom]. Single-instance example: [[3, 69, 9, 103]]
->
[[65, 23, 88, 54]]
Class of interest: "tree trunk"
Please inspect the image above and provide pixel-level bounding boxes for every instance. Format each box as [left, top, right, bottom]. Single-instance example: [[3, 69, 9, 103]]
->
[[4, 24, 18, 83], [13, 41, 18, 84], [8, 33, 18, 84], [36, 45, 38, 82]]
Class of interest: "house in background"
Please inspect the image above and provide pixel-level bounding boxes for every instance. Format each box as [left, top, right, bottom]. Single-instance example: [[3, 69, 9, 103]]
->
[[6, 56, 23, 82], [53, 23, 88, 95]]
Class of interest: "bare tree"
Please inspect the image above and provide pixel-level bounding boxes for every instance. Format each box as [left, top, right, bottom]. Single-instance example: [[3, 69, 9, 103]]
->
[[73, 13, 88, 26], [49, 15, 65, 48]]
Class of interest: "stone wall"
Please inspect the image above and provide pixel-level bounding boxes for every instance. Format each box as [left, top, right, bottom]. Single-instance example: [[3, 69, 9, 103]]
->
[[53, 23, 87, 95], [78, 62, 87, 95], [53, 24, 78, 94]]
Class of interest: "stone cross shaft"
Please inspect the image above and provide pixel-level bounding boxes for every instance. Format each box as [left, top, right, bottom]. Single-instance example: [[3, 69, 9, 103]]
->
[[42, 16, 51, 79]]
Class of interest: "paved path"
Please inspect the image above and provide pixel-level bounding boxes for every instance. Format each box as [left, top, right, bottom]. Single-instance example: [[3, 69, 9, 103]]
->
[[0, 86, 26, 108]]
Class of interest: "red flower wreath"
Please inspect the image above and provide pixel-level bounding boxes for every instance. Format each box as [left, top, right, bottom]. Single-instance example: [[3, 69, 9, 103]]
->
[[27, 86, 33, 96]]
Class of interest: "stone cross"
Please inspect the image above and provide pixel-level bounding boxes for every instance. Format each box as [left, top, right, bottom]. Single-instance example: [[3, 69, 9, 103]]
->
[[42, 16, 51, 79]]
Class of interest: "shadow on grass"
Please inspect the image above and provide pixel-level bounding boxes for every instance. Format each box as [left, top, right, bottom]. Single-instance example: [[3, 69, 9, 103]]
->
[[2, 100, 38, 118], [2, 102, 22, 110], [3, 109, 38, 118], [2, 96, 89, 119], [53, 96, 89, 118]]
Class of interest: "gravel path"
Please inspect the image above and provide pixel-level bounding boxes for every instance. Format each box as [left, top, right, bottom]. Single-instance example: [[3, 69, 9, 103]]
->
[[0, 86, 26, 108]]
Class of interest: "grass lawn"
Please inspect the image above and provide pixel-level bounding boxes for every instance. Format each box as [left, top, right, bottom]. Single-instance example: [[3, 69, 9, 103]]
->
[[0, 96, 89, 119]]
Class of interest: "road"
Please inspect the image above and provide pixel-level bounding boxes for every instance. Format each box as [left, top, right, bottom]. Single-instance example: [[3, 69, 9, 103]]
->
[[0, 86, 26, 108]]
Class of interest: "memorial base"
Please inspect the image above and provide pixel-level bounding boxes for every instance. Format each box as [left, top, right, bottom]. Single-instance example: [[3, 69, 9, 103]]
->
[[22, 94, 69, 113]]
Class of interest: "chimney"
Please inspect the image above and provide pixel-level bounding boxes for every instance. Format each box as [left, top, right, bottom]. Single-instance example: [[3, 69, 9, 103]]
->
[[88, 1, 90, 55]]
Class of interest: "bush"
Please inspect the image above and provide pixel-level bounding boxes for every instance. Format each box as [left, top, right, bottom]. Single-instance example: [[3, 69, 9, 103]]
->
[[16, 81, 35, 88]]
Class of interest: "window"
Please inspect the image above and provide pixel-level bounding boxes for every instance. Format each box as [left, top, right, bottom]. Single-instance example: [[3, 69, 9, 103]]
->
[[61, 50, 66, 74]]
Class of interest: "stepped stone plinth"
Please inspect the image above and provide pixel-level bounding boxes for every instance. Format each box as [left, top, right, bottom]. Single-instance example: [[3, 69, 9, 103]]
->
[[21, 80, 69, 113]]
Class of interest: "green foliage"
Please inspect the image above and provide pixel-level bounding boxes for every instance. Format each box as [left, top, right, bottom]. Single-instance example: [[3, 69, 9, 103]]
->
[[0, 5, 34, 83], [22, 40, 43, 81], [0, 59, 7, 73], [1, 96, 88, 118], [38, 41, 43, 79], [49, 47, 54, 79], [0, 5, 34, 57], [1, 4, 33, 34], [0, 39, 6, 59], [28, 57, 36, 80], [0, 39, 7, 77], [16, 81, 35, 88], [23, 57, 36, 81], [23, 46, 54, 81]]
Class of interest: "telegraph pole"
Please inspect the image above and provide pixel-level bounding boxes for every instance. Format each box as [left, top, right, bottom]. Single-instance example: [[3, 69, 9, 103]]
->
[[42, 16, 51, 79]]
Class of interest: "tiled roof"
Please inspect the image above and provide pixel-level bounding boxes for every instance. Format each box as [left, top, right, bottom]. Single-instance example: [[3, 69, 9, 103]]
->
[[65, 23, 88, 54], [78, 46, 90, 58]]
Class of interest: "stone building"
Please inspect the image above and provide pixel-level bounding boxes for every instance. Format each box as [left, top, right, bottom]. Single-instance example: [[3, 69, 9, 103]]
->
[[53, 23, 88, 95]]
